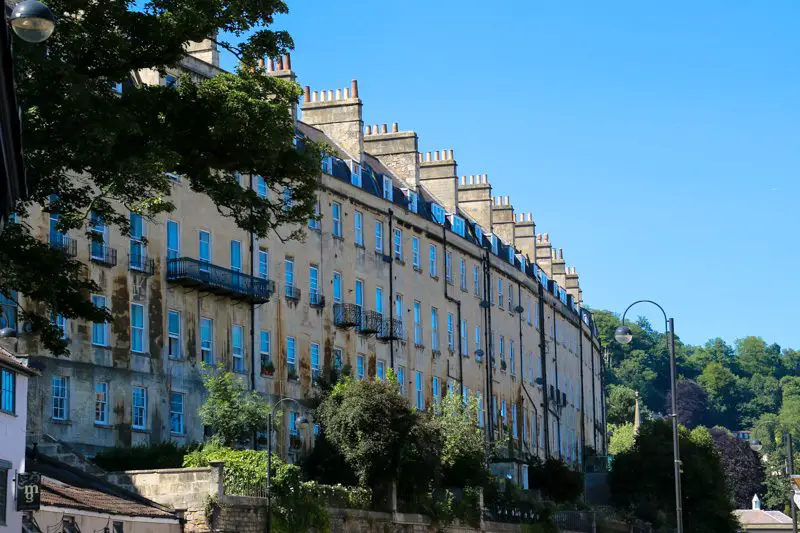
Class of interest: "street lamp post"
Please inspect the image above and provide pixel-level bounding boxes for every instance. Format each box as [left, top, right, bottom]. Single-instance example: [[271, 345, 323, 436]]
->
[[265, 397, 308, 533], [614, 300, 683, 533]]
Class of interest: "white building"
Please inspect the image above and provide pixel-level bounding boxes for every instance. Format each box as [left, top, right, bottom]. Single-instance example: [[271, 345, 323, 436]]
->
[[0, 346, 39, 533]]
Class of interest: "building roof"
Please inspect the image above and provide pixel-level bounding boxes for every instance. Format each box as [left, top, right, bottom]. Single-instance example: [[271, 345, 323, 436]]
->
[[0, 345, 40, 376], [27, 449, 178, 521], [40, 477, 177, 520], [735, 509, 793, 525]]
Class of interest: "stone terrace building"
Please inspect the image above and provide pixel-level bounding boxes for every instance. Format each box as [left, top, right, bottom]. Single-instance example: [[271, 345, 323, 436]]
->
[[16, 41, 607, 468]]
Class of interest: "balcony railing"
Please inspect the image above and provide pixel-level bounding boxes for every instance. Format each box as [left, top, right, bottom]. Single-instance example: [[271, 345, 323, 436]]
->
[[50, 234, 77, 257], [377, 318, 405, 341], [285, 284, 301, 302], [359, 310, 382, 335], [166, 257, 274, 304], [333, 303, 362, 328], [309, 291, 325, 308], [129, 253, 155, 276], [89, 243, 117, 267]]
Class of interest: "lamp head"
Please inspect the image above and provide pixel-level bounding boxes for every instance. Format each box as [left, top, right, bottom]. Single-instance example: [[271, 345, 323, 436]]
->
[[614, 325, 633, 345], [10, 1, 56, 43], [297, 416, 309, 425], [0, 327, 18, 338]]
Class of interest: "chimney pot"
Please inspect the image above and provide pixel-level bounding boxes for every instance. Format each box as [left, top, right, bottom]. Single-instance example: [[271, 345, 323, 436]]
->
[[311, 90, 318, 102], [504, 195, 510, 205], [257, 58, 265, 70], [483, 173, 489, 184], [283, 53, 291, 71], [267, 58, 275, 71], [469, 175, 474, 184], [448, 149, 454, 160], [425, 152, 431, 162], [336, 88, 342, 100], [327, 90, 334, 101], [392, 122, 399, 132], [527, 213, 533, 222], [303, 86, 311, 103], [435, 150, 441, 161], [559, 248, 563, 260], [344, 88, 350, 99], [351, 79, 359, 98], [543, 232, 549, 241], [382, 124, 388, 134], [276, 56, 284, 71], [365, 125, 372, 135]]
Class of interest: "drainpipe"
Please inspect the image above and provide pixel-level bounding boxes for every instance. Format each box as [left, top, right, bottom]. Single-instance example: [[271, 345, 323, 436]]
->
[[249, 173, 257, 448], [482, 249, 495, 442], [516, 282, 525, 455], [579, 312, 586, 468], [591, 339, 597, 451], [537, 282, 550, 458], [600, 341, 607, 455], [387, 209, 395, 369], [553, 312, 562, 460], [442, 227, 464, 397]]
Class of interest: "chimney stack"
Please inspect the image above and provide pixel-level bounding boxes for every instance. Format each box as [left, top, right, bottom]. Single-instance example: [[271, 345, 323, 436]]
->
[[457, 174, 493, 232], [491, 193, 516, 247], [551, 247, 567, 289], [301, 78, 364, 161], [420, 147, 458, 212], [363, 122, 420, 188], [565, 266, 582, 306], [535, 233, 553, 277], [514, 212, 536, 263]]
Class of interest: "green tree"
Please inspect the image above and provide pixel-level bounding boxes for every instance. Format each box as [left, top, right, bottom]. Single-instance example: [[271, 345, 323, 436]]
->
[[608, 423, 636, 455], [607, 385, 639, 426], [198, 369, 270, 446], [434, 393, 492, 488], [316, 376, 442, 501], [699, 362, 747, 429], [686, 338, 734, 377], [609, 420, 738, 533], [736, 337, 781, 378], [4, 0, 326, 354]]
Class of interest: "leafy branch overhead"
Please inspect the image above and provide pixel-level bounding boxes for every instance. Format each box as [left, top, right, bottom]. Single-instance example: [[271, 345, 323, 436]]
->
[[3, 0, 326, 354]]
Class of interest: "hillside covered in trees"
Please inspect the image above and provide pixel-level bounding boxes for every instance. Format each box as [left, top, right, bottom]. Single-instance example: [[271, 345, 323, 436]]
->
[[595, 309, 799, 510]]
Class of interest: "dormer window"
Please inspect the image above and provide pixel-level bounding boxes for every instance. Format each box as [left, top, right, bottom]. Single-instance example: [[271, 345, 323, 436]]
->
[[507, 246, 514, 263], [474, 225, 483, 243], [406, 191, 418, 213], [351, 161, 362, 187], [383, 176, 393, 201], [491, 235, 499, 255], [431, 203, 445, 225], [321, 155, 332, 175], [450, 215, 465, 238]]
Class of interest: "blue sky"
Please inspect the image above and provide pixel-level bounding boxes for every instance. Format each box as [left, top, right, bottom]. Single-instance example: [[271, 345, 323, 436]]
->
[[222, 1, 799, 349]]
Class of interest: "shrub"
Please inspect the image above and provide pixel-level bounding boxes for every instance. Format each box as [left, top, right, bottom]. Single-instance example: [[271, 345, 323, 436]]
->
[[527, 458, 584, 503], [93, 441, 198, 471]]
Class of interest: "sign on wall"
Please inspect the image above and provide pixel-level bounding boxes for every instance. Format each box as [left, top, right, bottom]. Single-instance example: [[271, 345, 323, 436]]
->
[[16, 472, 41, 511]]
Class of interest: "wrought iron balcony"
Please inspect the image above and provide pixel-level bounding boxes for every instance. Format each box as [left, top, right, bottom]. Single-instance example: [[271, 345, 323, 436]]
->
[[89, 242, 117, 267], [49, 233, 77, 257], [333, 303, 362, 328], [359, 310, 382, 335], [285, 284, 301, 302], [166, 257, 274, 304], [309, 291, 325, 308], [129, 252, 155, 276], [377, 318, 405, 341]]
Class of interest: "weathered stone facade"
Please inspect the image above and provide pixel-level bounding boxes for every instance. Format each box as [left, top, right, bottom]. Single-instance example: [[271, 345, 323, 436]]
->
[[18, 41, 606, 468]]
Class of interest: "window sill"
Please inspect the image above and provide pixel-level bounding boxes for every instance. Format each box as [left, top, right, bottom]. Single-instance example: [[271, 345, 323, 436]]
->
[[132, 428, 150, 434], [131, 351, 150, 357], [394, 258, 405, 266], [51, 419, 71, 426], [332, 235, 344, 241], [170, 432, 186, 437], [168, 356, 183, 362], [413, 266, 423, 273], [94, 423, 113, 429], [460, 287, 468, 293], [446, 279, 453, 286], [354, 243, 365, 249], [0, 410, 17, 417], [430, 274, 439, 281]]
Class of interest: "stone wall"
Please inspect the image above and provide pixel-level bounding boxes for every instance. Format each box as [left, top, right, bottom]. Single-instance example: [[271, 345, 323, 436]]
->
[[103, 462, 224, 533], [102, 464, 539, 533]]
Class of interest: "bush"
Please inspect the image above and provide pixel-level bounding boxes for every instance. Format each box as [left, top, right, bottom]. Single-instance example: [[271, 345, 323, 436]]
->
[[184, 442, 330, 533], [93, 441, 198, 471], [527, 458, 584, 503]]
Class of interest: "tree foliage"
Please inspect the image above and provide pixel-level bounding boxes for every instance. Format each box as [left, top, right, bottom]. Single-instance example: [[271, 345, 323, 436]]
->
[[609, 420, 738, 533], [667, 380, 709, 429], [5, 0, 326, 354], [709, 427, 766, 509], [608, 423, 636, 455], [197, 368, 270, 447]]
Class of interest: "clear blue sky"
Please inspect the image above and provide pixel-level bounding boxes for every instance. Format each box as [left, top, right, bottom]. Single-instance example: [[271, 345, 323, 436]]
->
[[222, 1, 800, 349]]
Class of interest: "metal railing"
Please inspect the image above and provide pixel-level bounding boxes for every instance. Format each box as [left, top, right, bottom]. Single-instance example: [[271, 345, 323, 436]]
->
[[359, 310, 382, 334], [309, 290, 325, 308], [333, 303, 362, 328], [50, 234, 77, 257], [166, 257, 274, 303], [89, 243, 117, 267], [284, 283, 301, 301], [377, 318, 405, 341], [129, 252, 155, 275]]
